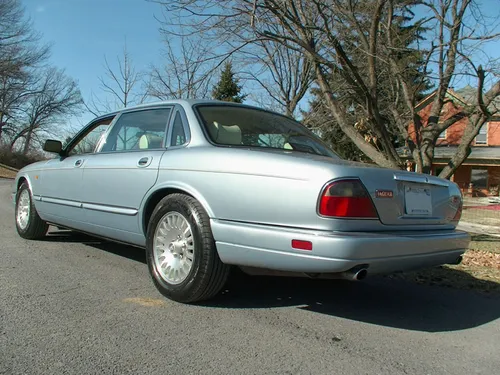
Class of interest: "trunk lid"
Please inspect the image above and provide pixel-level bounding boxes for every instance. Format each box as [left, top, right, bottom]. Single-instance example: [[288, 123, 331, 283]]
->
[[354, 167, 460, 226]]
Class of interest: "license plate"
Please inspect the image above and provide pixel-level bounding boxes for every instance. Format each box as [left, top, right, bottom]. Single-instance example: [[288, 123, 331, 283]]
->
[[404, 185, 432, 216]]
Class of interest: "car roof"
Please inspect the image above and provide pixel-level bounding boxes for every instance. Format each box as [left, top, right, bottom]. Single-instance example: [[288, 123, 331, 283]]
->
[[100, 99, 263, 118]]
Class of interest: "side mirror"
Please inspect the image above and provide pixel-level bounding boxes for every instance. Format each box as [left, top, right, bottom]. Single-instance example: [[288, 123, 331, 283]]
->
[[43, 139, 63, 154]]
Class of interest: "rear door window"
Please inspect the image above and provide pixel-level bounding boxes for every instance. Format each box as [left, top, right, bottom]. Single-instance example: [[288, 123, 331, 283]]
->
[[100, 108, 172, 152]]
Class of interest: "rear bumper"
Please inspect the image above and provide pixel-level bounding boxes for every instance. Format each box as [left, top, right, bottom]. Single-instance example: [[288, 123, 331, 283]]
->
[[211, 220, 470, 274]]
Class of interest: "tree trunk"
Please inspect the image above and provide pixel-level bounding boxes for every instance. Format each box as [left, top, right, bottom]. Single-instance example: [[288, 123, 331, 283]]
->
[[419, 141, 435, 175], [23, 129, 33, 155], [410, 148, 424, 173], [10, 128, 28, 151]]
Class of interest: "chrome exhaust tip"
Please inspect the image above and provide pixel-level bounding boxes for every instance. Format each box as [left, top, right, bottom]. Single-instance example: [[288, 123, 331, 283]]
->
[[353, 268, 368, 280], [341, 266, 369, 281]]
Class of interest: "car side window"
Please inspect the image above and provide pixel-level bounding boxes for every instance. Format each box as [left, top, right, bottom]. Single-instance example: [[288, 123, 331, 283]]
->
[[100, 108, 172, 152], [170, 111, 187, 147], [66, 117, 115, 156]]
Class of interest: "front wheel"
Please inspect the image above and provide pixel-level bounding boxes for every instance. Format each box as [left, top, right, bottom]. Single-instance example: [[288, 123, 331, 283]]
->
[[145, 194, 230, 303], [15, 182, 49, 240]]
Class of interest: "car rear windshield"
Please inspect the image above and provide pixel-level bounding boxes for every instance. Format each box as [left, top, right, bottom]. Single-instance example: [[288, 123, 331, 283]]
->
[[194, 104, 339, 158]]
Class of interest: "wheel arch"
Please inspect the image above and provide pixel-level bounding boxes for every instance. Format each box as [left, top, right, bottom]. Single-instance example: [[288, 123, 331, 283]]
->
[[140, 183, 215, 236], [16, 174, 32, 192]]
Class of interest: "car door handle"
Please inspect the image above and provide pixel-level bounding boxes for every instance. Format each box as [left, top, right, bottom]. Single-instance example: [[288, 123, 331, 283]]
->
[[74, 159, 83, 167], [137, 157, 150, 167]]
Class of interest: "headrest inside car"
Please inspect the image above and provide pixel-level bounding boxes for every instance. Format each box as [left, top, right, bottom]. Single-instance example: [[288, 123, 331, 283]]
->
[[209, 122, 242, 145], [139, 134, 163, 149]]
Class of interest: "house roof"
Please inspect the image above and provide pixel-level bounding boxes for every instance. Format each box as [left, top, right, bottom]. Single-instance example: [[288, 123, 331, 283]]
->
[[398, 146, 500, 161], [415, 86, 500, 118], [415, 88, 467, 111]]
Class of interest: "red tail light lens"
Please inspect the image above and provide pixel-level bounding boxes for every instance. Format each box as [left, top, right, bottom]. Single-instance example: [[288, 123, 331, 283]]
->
[[319, 179, 379, 218], [453, 200, 463, 221]]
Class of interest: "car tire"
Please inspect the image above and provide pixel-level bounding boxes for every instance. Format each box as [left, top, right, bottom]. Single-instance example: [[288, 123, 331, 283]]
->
[[15, 182, 49, 240], [146, 193, 230, 303]]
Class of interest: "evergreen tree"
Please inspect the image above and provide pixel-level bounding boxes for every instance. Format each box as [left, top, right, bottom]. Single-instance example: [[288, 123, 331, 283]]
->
[[212, 62, 245, 103]]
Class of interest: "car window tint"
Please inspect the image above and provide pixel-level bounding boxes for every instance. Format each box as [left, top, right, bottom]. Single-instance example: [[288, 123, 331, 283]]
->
[[170, 111, 187, 146], [100, 108, 171, 152]]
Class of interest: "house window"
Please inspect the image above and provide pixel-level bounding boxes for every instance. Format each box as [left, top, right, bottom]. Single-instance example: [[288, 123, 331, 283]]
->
[[471, 167, 488, 188], [438, 129, 446, 139], [475, 124, 487, 145]]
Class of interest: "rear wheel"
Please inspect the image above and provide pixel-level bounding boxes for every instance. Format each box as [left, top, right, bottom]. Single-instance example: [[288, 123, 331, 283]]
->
[[15, 182, 48, 240], [145, 193, 230, 303]]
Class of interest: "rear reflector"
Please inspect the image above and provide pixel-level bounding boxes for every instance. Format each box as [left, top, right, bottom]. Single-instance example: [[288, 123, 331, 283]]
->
[[319, 179, 378, 218], [291, 239, 313, 251]]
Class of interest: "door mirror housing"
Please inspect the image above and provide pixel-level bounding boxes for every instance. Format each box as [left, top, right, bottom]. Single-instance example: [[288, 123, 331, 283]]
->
[[43, 139, 63, 154]]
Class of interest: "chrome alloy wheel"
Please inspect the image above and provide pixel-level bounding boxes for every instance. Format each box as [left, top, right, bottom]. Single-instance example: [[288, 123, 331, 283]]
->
[[153, 211, 195, 285], [16, 189, 31, 230]]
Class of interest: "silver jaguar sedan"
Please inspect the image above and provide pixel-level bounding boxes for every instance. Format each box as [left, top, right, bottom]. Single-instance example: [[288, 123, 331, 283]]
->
[[12, 100, 469, 303]]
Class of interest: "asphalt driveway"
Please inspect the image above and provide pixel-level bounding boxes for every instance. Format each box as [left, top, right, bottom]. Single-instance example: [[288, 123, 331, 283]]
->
[[1, 178, 499, 374]]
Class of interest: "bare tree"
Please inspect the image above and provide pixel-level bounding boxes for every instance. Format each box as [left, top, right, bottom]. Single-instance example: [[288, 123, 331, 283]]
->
[[0, 74, 33, 141], [9, 67, 83, 153], [148, 34, 217, 100], [0, 0, 50, 142], [238, 36, 313, 117], [152, 0, 500, 177], [85, 43, 146, 117], [151, 1, 311, 117]]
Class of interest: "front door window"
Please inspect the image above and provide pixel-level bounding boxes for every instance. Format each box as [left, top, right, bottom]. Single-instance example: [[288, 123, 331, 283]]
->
[[66, 116, 115, 156]]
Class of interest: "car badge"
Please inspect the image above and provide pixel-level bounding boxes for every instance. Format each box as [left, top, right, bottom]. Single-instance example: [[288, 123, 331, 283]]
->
[[375, 190, 394, 198]]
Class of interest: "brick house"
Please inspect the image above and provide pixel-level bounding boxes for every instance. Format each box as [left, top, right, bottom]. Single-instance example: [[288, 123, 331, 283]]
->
[[400, 87, 500, 197]]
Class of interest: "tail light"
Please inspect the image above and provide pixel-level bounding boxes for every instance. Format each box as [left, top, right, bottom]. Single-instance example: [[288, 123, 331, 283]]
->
[[453, 199, 463, 221], [319, 179, 379, 219]]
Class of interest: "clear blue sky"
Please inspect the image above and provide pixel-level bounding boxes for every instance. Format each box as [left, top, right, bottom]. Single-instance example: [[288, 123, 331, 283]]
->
[[23, 0, 164, 129]]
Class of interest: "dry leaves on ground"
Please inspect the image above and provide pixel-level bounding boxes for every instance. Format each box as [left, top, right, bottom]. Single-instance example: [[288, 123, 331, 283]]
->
[[388, 248, 500, 295], [462, 249, 500, 270]]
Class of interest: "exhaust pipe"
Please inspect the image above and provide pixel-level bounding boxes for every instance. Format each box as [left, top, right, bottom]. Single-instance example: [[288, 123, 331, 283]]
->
[[454, 255, 463, 265], [341, 266, 368, 281]]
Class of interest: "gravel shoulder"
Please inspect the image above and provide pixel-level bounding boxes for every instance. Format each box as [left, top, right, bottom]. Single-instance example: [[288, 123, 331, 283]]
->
[[0, 164, 16, 179]]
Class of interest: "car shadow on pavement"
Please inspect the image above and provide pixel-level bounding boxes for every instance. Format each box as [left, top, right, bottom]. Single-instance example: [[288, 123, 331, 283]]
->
[[208, 271, 500, 333], [44, 229, 500, 333], [43, 229, 147, 264]]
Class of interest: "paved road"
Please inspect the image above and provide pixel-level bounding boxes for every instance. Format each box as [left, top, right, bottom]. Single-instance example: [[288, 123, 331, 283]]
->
[[1, 178, 499, 375]]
